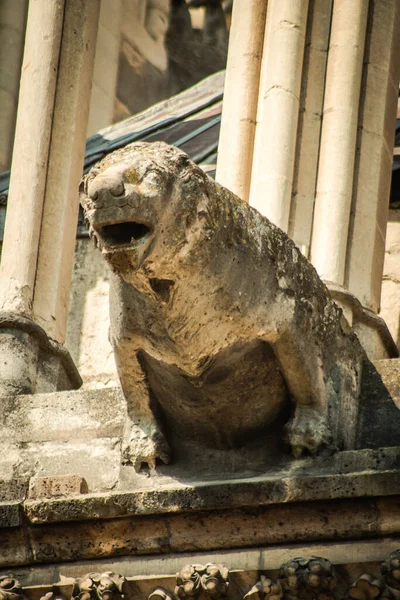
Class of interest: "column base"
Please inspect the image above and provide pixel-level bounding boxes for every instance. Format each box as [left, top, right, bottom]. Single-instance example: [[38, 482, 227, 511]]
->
[[0, 312, 82, 395], [327, 283, 399, 360]]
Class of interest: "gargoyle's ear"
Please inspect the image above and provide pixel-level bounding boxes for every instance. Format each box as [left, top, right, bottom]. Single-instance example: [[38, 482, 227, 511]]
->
[[178, 156, 192, 183]]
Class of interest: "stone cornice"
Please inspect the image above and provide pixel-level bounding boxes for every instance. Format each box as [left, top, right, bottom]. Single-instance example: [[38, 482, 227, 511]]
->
[[2, 552, 400, 600]]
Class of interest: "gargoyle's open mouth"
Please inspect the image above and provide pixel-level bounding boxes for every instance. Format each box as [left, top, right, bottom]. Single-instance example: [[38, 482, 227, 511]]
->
[[97, 221, 153, 248]]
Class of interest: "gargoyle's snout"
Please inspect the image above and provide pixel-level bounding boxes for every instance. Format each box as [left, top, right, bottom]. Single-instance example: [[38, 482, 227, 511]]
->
[[85, 167, 154, 253], [87, 171, 125, 208]]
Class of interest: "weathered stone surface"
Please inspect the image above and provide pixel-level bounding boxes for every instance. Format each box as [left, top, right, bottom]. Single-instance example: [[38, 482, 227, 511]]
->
[[0, 500, 21, 527], [0, 439, 121, 492], [0, 387, 125, 443], [374, 359, 400, 408], [0, 525, 32, 567], [356, 360, 400, 448], [22, 445, 400, 523], [0, 576, 29, 600], [80, 141, 399, 470], [0, 313, 82, 396], [0, 478, 28, 502], [5, 549, 400, 600], [28, 475, 88, 500], [72, 572, 128, 600]]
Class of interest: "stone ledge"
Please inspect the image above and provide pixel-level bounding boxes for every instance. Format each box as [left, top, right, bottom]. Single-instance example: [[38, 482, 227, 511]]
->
[[2, 538, 400, 596], [1, 495, 400, 567], [23, 446, 400, 524]]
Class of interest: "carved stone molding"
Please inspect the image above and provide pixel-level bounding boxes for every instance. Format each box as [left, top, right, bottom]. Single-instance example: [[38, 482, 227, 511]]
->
[[381, 550, 400, 598], [73, 573, 128, 600], [346, 574, 387, 600], [40, 592, 67, 600], [174, 565, 229, 600], [243, 576, 283, 600], [4, 550, 400, 600], [149, 590, 174, 600], [277, 557, 337, 600], [0, 577, 28, 600]]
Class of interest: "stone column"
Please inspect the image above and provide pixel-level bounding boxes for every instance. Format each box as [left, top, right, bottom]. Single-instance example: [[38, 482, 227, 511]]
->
[[249, 0, 309, 232], [310, 0, 368, 285], [343, 0, 400, 358], [0, 0, 100, 395], [87, 0, 123, 136], [215, 0, 268, 202], [346, 0, 400, 311], [0, 0, 28, 172], [288, 0, 332, 256]]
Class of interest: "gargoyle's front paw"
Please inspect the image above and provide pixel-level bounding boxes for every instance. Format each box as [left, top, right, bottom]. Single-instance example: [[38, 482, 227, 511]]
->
[[285, 407, 332, 458], [123, 423, 171, 471]]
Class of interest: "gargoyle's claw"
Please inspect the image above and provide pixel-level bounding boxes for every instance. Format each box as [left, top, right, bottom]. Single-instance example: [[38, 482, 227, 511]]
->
[[123, 423, 171, 471], [285, 407, 332, 458]]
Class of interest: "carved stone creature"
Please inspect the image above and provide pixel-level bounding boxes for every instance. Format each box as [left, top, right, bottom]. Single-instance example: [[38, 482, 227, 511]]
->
[[175, 564, 229, 600], [81, 141, 377, 469], [73, 573, 127, 600]]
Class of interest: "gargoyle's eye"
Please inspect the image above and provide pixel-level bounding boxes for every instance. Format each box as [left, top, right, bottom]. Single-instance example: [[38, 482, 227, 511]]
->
[[144, 170, 164, 188]]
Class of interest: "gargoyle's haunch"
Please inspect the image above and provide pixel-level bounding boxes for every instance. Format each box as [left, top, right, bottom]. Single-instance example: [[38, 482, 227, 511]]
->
[[81, 141, 372, 469]]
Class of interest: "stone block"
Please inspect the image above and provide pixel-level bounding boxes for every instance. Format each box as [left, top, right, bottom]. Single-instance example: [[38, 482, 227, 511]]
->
[[0, 478, 28, 502], [28, 475, 89, 500], [0, 387, 125, 443], [0, 500, 21, 527], [0, 438, 122, 493], [0, 522, 32, 566]]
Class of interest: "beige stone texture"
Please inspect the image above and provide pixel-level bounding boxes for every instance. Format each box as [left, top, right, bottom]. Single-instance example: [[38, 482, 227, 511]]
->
[[4, 492, 400, 566], [0, 0, 66, 316], [249, 0, 308, 232], [28, 475, 89, 500], [65, 239, 118, 388], [80, 141, 391, 469], [4, 539, 400, 586], [289, 0, 332, 254], [215, 0, 267, 202], [0, 387, 125, 490], [374, 358, 400, 408], [346, 0, 400, 312], [32, 0, 100, 343], [121, 0, 169, 73], [87, 0, 123, 136], [311, 0, 368, 286], [381, 211, 400, 350], [0, 0, 28, 172]]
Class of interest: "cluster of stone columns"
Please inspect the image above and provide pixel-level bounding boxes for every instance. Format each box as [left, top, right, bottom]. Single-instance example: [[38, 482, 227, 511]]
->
[[217, 0, 400, 359], [0, 0, 100, 394], [0, 1, 28, 172]]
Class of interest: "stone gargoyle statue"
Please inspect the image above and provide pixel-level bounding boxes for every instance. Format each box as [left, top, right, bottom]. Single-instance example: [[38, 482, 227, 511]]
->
[[80, 141, 374, 470]]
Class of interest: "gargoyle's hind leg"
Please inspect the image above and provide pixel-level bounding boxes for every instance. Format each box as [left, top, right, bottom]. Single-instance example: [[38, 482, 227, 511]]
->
[[113, 343, 171, 471], [274, 330, 333, 457]]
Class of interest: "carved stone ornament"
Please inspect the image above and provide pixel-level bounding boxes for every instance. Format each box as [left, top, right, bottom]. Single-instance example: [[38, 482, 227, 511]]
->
[[80, 141, 393, 471], [381, 550, 400, 598], [3, 552, 400, 600], [0, 577, 28, 600], [243, 576, 283, 600], [277, 557, 337, 600], [73, 573, 128, 600], [346, 574, 387, 600], [40, 592, 67, 600], [174, 564, 229, 600], [149, 590, 174, 600]]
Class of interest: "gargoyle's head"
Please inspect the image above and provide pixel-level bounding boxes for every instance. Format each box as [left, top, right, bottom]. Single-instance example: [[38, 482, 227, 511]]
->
[[80, 142, 208, 274]]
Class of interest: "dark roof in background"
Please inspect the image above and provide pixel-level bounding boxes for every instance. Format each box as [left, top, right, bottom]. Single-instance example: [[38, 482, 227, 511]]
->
[[0, 70, 225, 240], [1, 68, 400, 239]]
